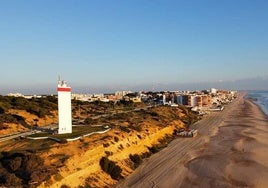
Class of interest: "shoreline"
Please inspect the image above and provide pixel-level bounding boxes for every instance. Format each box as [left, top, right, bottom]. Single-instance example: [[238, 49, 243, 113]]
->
[[248, 98, 268, 118], [116, 92, 268, 188], [247, 99, 268, 118]]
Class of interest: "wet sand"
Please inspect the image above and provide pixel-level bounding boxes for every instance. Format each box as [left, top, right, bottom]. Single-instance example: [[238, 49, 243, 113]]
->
[[116, 93, 268, 188]]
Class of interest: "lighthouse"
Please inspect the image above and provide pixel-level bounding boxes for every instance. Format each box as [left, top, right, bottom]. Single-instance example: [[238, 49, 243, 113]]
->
[[57, 76, 72, 134]]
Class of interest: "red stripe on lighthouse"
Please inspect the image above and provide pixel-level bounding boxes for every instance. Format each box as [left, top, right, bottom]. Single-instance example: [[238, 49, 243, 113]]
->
[[58, 87, 71, 92]]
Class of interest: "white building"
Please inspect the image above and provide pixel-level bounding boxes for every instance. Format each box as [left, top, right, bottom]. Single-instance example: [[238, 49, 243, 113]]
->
[[7, 93, 24, 97], [58, 77, 72, 134], [72, 93, 93, 101], [211, 88, 217, 94], [115, 91, 132, 99], [162, 94, 166, 104], [188, 95, 198, 107]]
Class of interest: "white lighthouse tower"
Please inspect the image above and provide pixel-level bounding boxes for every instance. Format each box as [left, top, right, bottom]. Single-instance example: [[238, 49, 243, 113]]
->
[[57, 76, 72, 134]]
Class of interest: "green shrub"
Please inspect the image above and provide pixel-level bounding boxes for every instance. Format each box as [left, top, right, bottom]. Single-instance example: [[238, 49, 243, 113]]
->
[[129, 124, 142, 132], [114, 136, 119, 142], [80, 183, 92, 188], [59, 139, 68, 144], [0, 114, 18, 124], [129, 154, 142, 168], [140, 152, 151, 159], [105, 151, 113, 156], [149, 111, 158, 116], [0, 152, 4, 160], [0, 106, 5, 114], [0, 123, 8, 130], [9, 157, 22, 171], [118, 144, 124, 150], [99, 157, 122, 180], [0, 172, 22, 187], [103, 143, 110, 148], [83, 184, 92, 188], [61, 185, 71, 188], [0, 151, 56, 187], [148, 146, 159, 154], [54, 174, 63, 181], [119, 126, 131, 133], [84, 117, 92, 124]]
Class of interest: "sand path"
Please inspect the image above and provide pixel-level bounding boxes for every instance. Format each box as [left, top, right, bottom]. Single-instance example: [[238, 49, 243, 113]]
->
[[116, 92, 268, 188]]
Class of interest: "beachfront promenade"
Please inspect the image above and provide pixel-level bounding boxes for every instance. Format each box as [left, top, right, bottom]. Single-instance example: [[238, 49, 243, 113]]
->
[[117, 92, 268, 188]]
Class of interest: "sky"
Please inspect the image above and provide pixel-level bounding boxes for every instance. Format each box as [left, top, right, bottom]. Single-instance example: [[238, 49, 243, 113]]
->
[[0, 0, 268, 94]]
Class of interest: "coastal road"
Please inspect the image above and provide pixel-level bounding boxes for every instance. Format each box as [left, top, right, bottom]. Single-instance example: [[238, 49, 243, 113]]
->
[[0, 131, 39, 142], [116, 93, 245, 188]]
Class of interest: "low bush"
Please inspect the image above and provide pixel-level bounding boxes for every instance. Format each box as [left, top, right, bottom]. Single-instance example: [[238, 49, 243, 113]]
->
[[78, 185, 92, 188], [148, 146, 159, 154], [114, 136, 119, 142], [103, 143, 110, 148], [148, 111, 158, 116], [0, 123, 8, 130], [0, 151, 56, 187], [59, 139, 68, 144], [105, 151, 113, 157], [129, 124, 142, 132], [0, 106, 5, 114], [129, 154, 142, 168], [84, 117, 93, 125], [54, 174, 63, 181], [99, 157, 122, 180], [0, 114, 18, 124], [118, 144, 124, 150], [140, 152, 151, 159], [0, 172, 22, 187], [119, 126, 131, 133], [61, 185, 71, 188]]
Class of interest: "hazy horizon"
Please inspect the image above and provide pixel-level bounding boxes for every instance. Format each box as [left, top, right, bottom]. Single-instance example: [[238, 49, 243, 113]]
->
[[1, 76, 268, 95], [1, 0, 268, 94]]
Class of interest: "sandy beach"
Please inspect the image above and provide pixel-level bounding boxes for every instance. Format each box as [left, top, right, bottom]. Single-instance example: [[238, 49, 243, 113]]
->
[[116, 92, 268, 188]]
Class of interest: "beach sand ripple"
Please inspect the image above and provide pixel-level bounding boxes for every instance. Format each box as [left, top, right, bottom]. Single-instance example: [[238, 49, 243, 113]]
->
[[117, 93, 268, 188]]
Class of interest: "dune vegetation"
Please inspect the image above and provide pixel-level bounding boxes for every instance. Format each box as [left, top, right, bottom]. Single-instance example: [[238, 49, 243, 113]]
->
[[0, 96, 199, 187]]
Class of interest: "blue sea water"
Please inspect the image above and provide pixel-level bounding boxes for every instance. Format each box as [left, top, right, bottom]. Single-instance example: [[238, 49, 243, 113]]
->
[[247, 91, 268, 115]]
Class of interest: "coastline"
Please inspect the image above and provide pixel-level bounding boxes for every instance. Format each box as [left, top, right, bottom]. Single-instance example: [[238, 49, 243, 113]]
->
[[247, 92, 268, 117], [247, 97, 268, 117], [116, 92, 268, 188]]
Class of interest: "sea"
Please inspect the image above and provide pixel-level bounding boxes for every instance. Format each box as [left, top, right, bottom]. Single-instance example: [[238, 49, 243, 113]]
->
[[247, 91, 268, 116]]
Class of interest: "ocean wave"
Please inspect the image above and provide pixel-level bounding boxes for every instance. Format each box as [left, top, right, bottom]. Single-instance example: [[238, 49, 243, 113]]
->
[[247, 91, 268, 115]]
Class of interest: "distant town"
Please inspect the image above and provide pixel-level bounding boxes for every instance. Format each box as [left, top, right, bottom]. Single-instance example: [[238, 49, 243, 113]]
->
[[7, 88, 237, 114]]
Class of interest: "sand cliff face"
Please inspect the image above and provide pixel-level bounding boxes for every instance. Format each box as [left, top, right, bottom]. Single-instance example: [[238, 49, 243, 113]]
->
[[40, 126, 175, 187], [37, 107, 188, 187], [0, 106, 196, 187]]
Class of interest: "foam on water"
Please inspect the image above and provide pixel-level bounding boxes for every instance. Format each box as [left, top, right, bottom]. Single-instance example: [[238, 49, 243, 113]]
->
[[247, 91, 268, 115]]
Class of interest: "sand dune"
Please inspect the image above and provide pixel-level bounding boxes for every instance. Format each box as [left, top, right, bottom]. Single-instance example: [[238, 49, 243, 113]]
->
[[117, 93, 268, 188]]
